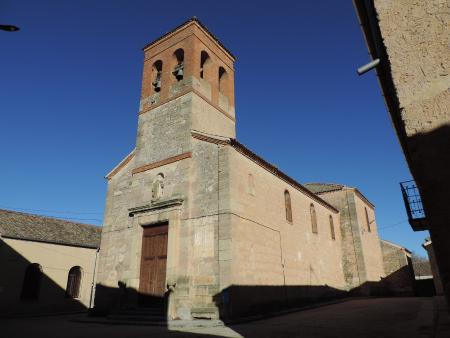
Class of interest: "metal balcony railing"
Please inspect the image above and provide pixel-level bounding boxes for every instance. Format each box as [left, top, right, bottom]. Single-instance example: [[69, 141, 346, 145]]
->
[[400, 180, 428, 231]]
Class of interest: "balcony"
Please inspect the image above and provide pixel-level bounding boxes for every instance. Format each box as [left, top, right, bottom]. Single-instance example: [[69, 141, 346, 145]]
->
[[400, 180, 428, 231]]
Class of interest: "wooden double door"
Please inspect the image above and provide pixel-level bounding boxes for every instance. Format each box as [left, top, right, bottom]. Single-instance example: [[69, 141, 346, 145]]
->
[[138, 222, 168, 306]]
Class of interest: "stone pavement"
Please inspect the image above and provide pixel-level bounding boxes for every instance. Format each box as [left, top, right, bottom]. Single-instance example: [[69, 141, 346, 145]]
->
[[1, 297, 441, 338]]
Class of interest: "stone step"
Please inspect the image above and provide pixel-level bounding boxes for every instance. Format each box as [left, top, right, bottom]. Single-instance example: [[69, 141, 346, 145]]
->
[[108, 314, 167, 322], [117, 308, 165, 316]]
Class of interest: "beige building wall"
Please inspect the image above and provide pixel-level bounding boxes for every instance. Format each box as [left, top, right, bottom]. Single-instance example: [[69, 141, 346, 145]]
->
[[423, 239, 444, 295], [0, 237, 97, 315], [353, 194, 385, 282], [380, 240, 415, 296], [355, 0, 450, 302], [307, 187, 386, 293], [222, 148, 345, 315], [227, 149, 344, 288]]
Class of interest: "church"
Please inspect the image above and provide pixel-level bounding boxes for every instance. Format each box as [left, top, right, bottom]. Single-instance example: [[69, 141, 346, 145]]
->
[[94, 18, 389, 320]]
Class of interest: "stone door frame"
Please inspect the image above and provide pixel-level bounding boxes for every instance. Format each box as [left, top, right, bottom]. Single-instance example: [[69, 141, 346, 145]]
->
[[127, 198, 183, 317]]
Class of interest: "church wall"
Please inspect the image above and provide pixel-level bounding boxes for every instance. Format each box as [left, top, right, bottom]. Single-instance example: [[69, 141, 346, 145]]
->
[[313, 190, 362, 290], [0, 237, 97, 315], [353, 194, 385, 283], [380, 240, 415, 296], [135, 93, 193, 168], [223, 148, 345, 315], [96, 142, 193, 313]]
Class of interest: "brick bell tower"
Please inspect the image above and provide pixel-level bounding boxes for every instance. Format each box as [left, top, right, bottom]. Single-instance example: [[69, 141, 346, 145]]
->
[[95, 18, 237, 320], [135, 18, 236, 169]]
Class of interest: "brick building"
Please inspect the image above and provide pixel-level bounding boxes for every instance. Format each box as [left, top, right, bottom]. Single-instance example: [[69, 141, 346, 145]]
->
[[94, 18, 408, 320]]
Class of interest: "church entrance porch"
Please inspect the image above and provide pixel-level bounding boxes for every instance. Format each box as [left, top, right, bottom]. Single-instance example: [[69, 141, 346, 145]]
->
[[138, 222, 168, 309]]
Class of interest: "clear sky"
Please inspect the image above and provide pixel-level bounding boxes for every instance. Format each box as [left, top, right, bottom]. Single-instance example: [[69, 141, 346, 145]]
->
[[0, 0, 429, 255]]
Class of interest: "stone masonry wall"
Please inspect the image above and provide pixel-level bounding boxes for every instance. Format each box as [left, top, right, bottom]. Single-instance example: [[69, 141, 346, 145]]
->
[[353, 194, 385, 283], [380, 240, 414, 296], [223, 148, 345, 315], [374, 0, 450, 300]]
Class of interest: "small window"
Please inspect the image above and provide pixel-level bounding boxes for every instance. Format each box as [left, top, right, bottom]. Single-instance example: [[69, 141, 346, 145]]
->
[[66, 266, 82, 298], [248, 173, 255, 196], [310, 204, 318, 234], [365, 207, 371, 232], [284, 190, 293, 223], [329, 215, 336, 240], [21, 263, 42, 300]]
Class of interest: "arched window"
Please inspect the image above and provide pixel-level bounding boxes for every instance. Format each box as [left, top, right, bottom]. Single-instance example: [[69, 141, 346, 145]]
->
[[365, 207, 371, 232], [152, 60, 163, 92], [21, 263, 42, 300], [310, 204, 318, 234], [200, 51, 211, 79], [218, 66, 228, 93], [284, 190, 293, 223], [172, 48, 184, 81], [66, 266, 82, 298], [329, 215, 336, 240]]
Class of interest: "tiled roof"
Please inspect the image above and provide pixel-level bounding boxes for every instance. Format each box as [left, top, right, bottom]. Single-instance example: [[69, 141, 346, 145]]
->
[[304, 183, 345, 194], [304, 182, 375, 208], [142, 17, 236, 60], [0, 209, 101, 249], [413, 260, 432, 277], [191, 131, 339, 213]]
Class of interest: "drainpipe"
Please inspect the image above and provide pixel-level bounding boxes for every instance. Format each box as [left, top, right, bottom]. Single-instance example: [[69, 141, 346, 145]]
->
[[357, 58, 380, 75], [89, 247, 100, 309]]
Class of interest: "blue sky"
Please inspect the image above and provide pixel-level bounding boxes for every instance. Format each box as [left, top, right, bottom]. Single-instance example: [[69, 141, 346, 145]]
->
[[0, 1, 428, 255]]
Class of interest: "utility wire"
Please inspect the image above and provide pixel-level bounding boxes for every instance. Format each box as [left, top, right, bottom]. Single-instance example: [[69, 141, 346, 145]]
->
[[378, 219, 408, 230], [0, 205, 102, 215]]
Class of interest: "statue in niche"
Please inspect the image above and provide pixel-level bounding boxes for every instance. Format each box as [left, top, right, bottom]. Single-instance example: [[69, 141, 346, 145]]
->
[[152, 173, 164, 200]]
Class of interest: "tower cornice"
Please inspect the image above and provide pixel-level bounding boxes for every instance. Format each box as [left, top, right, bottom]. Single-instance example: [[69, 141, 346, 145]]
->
[[142, 17, 236, 61]]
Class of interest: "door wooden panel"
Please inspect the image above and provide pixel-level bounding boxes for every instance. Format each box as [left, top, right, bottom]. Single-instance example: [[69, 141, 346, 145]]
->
[[139, 223, 168, 298]]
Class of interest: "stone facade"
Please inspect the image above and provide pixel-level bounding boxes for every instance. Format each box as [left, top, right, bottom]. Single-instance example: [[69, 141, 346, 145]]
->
[[95, 18, 406, 320], [354, 0, 450, 304], [423, 238, 444, 295], [380, 240, 415, 296], [304, 184, 386, 294]]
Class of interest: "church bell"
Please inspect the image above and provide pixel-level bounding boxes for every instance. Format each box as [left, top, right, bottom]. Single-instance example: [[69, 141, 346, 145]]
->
[[173, 64, 184, 81], [152, 79, 161, 92]]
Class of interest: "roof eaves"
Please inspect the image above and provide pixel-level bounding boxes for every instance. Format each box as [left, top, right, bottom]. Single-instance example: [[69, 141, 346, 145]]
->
[[142, 17, 236, 61], [105, 149, 135, 180], [229, 140, 339, 214], [1, 235, 100, 249]]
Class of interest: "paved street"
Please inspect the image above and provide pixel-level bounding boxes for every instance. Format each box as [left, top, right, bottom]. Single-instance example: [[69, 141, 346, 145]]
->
[[2, 297, 436, 338]]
